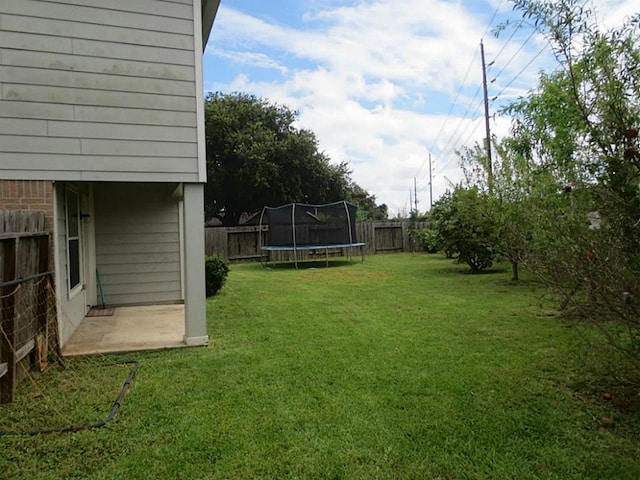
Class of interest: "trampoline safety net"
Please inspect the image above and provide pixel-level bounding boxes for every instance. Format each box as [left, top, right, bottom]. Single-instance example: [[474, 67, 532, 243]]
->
[[259, 201, 359, 248]]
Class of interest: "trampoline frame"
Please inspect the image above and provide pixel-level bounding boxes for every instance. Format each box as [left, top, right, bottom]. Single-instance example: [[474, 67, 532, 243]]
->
[[260, 243, 366, 268], [258, 201, 366, 269]]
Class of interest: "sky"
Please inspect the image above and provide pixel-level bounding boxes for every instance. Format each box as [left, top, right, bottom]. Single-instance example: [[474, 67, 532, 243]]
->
[[203, 0, 638, 216]]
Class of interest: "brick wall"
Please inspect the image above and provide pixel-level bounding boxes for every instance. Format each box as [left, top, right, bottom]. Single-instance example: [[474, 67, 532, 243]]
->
[[0, 180, 55, 271]]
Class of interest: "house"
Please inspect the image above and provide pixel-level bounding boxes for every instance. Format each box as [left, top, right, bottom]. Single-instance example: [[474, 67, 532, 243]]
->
[[0, 0, 221, 350]]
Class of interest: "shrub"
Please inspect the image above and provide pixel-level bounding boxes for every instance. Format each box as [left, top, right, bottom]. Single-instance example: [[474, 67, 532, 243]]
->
[[433, 186, 499, 271], [416, 229, 439, 253], [205, 255, 229, 297]]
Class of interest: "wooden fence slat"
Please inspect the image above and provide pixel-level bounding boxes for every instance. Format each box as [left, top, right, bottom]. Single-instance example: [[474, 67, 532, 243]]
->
[[205, 221, 432, 262], [0, 210, 50, 403], [35, 235, 50, 371], [205, 226, 228, 259], [15, 339, 35, 363], [0, 210, 45, 234], [0, 238, 17, 404]]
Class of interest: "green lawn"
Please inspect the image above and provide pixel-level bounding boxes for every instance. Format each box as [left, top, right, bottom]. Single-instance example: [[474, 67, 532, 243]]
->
[[2, 254, 640, 479]]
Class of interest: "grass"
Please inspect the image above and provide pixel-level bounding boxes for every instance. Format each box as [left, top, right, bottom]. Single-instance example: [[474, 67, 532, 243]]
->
[[1, 253, 640, 479]]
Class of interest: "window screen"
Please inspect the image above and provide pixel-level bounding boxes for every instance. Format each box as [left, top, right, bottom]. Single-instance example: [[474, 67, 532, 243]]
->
[[66, 189, 81, 291]]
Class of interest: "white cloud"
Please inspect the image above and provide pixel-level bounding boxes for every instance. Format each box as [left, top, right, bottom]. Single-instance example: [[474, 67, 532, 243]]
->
[[205, 0, 638, 214], [591, 0, 639, 27]]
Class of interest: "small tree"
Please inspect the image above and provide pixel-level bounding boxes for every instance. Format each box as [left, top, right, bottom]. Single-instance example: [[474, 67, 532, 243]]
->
[[433, 186, 499, 272], [458, 140, 536, 280], [499, 0, 640, 372], [430, 190, 457, 258]]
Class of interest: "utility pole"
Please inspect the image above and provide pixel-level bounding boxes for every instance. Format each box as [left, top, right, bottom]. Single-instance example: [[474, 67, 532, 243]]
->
[[480, 39, 493, 193], [414, 177, 418, 212], [428, 153, 433, 210]]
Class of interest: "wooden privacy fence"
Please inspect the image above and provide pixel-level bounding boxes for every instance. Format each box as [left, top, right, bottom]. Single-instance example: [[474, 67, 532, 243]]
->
[[205, 221, 430, 262], [0, 210, 53, 404]]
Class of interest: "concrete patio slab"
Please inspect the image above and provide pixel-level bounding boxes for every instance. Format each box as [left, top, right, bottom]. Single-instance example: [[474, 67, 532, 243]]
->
[[62, 304, 187, 356]]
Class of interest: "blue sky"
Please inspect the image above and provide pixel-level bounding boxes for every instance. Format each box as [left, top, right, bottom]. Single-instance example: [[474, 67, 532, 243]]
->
[[203, 0, 638, 215]]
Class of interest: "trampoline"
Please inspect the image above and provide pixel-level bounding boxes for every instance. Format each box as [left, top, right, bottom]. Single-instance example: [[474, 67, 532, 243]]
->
[[259, 201, 366, 269]]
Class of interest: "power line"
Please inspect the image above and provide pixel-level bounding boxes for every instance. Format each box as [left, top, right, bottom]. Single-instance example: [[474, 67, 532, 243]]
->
[[492, 26, 537, 79], [417, 1, 553, 204], [432, 41, 548, 192], [436, 35, 548, 167], [423, 0, 505, 166], [481, 0, 507, 38], [492, 44, 548, 101], [491, 19, 526, 63], [432, 87, 484, 175], [435, 81, 483, 153], [436, 116, 485, 177], [416, 46, 481, 180]]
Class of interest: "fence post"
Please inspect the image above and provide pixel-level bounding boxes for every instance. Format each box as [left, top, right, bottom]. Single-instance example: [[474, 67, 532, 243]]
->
[[34, 235, 50, 371], [371, 223, 377, 254], [0, 238, 17, 404], [402, 221, 410, 252]]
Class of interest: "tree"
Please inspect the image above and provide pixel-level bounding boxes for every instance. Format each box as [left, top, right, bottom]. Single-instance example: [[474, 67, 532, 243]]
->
[[430, 190, 457, 258], [406, 209, 437, 253], [451, 187, 499, 272], [347, 182, 388, 221], [499, 0, 640, 370], [204, 92, 350, 225], [431, 186, 499, 271], [458, 138, 541, 280]]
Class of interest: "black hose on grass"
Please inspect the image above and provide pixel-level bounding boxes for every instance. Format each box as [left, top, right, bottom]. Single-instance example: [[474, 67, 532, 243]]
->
[[0, 360, 140, 436]]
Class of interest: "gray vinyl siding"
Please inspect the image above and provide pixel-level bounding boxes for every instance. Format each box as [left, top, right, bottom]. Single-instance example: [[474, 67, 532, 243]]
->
[[94, 183, 182, 306], [0, 0, 202, 182]]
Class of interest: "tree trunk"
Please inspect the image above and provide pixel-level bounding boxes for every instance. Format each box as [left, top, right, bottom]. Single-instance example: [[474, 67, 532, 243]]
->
[[512, 261, 519, 281]]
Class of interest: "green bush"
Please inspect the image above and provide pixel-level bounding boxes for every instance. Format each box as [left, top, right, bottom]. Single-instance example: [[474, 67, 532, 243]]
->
[[205, 255, 229, 297], [433, 187, 499, 272], [416, 229, 439, 253]]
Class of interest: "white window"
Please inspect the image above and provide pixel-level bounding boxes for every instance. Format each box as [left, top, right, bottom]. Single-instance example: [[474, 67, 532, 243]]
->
[[65, 188, 82, 294]]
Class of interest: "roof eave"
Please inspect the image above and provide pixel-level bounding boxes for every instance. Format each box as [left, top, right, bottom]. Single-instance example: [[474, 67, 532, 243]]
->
[[201, 0, 221, 52]]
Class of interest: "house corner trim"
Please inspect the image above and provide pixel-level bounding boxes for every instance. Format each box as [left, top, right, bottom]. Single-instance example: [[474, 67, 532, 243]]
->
[[183, 335, 209, 347]]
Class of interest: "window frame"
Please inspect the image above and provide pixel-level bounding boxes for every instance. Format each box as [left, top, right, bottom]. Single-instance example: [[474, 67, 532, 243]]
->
[[65, 187, 83, 298]]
